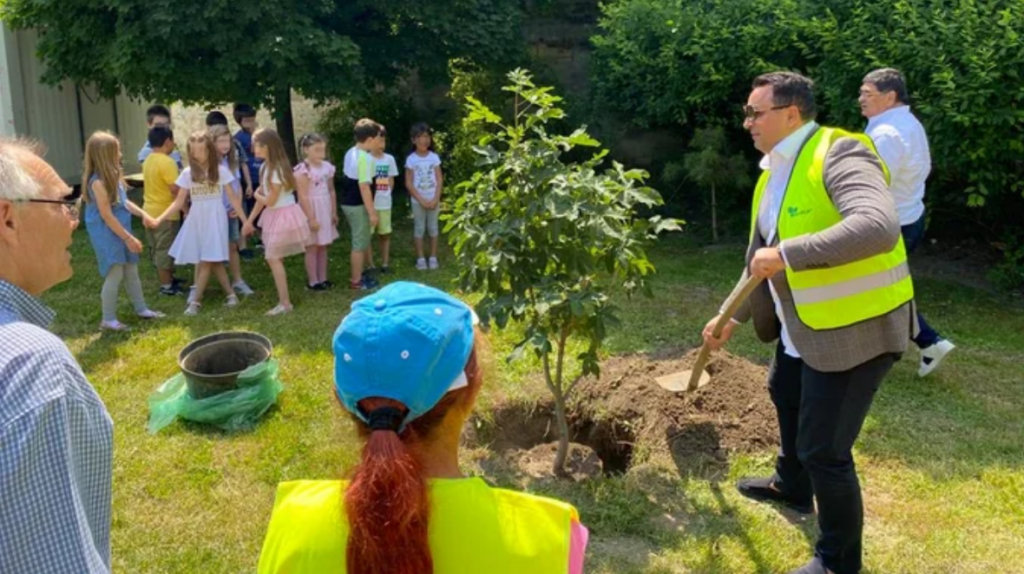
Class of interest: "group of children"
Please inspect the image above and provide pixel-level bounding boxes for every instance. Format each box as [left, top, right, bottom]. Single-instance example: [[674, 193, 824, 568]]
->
[[81, 104, 445, 329]]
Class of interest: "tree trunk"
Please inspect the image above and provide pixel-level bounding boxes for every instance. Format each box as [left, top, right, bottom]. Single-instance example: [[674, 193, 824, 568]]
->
[[552, 388, 570, 478], [711, 182, 718, 243], [274, 85, 298, 165], [542, 342, 572, 479]]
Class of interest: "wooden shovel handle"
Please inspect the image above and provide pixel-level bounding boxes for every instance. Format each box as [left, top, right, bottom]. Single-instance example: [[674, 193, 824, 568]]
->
[[712, 274, 764, 338], [687, 274, 764, 391]]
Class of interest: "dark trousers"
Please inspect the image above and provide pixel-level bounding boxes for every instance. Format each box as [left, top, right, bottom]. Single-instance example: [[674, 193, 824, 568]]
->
[[901, 214, 940, 348], [768, 343, 898, 574]]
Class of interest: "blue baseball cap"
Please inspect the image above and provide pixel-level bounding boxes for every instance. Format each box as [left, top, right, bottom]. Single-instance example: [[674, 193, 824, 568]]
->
[[332, 281, 477, 430]]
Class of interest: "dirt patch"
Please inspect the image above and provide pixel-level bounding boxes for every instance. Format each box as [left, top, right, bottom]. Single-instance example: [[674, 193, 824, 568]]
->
[[511, 442, 605, 481], [472, 347, 778, 479]]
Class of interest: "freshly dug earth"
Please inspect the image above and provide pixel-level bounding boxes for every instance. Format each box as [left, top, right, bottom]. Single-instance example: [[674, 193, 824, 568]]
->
[[473, 348, 778, 477]]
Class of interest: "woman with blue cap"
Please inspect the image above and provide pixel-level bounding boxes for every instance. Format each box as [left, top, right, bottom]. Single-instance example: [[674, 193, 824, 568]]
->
[[258, 281, 588, 574]]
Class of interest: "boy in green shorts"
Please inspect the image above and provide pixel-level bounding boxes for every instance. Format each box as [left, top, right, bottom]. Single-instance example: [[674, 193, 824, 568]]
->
[[340, 119, 381, 290], [368, 126, 398, 273]]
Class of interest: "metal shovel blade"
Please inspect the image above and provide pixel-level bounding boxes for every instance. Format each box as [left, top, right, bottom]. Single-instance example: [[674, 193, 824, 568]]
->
[[655, 274, 764, 393], [655, 369, 711, 392]]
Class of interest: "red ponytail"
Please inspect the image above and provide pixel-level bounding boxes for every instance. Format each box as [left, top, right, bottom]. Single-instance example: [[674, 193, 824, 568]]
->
[[345, 401, 431, 574], [343, 344, 484, 574]]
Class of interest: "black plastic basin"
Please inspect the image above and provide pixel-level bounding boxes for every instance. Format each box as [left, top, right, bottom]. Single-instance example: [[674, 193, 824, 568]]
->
[[178, 332, 273, 399]]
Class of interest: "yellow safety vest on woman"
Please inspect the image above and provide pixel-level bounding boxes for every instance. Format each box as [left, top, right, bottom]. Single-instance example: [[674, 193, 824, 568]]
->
[[750, 126, 914, 330], [258, 477, 577, 573]]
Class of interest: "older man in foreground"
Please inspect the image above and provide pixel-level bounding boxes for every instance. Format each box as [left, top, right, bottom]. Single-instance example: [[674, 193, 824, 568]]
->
[[0, 138, 114, 573]]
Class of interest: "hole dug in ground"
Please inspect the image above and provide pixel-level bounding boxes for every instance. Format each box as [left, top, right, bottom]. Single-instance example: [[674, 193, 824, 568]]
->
[[469, 348, 779, 481]]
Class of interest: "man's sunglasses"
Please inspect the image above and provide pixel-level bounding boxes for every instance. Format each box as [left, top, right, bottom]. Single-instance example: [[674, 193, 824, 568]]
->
[[742, 104, 792, 121]]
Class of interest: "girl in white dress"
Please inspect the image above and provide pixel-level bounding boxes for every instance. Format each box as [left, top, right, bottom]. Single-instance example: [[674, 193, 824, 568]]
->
[[151, 131, 250, 316]]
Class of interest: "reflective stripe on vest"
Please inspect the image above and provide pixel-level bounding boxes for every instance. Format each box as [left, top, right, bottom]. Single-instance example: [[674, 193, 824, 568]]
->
[[257, 478, 577, 574], [750, 126, 914, 330]]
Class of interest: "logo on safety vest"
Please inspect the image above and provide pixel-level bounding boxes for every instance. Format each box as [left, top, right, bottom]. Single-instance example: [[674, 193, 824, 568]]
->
[[787, 206, 812, 218]]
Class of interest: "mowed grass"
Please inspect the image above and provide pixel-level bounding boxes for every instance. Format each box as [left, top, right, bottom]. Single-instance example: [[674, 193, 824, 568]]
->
[[44, 201, 1024, 573]]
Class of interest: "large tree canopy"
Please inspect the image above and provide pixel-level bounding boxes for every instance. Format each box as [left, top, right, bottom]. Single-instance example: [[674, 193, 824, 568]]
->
[[1, 0, 523, 156]]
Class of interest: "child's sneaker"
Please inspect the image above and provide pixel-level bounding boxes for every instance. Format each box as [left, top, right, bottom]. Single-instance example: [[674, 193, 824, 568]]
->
[[380, 265, 390, 274], [306, 282, 327, 291], [428, 257, 439, 270], [352, 277, 378, 290], [99, 320, 130, 332], [415, 258, 427, 270], [160, 285, 183, 296], [265, 304, 293, 316], [322, 280, 334, 289], [184, 301, 201, 316], [226, 294, 239, 307], [233, 280, 255, 296], [137, 309, 165, 320]]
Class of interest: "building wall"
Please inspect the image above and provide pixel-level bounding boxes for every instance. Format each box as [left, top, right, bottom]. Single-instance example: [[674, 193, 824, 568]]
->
[[0, 25, 151, 183]]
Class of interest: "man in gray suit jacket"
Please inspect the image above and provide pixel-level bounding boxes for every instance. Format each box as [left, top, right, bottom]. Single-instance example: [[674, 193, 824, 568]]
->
[[703, 72, 914, 574]]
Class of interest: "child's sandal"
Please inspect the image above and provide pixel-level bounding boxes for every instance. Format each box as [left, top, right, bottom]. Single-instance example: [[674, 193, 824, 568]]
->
[[184, 301, 201, 316]]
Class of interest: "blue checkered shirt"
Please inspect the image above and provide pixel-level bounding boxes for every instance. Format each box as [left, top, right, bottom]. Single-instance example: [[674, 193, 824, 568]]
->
[[0, 281, 113, 574]]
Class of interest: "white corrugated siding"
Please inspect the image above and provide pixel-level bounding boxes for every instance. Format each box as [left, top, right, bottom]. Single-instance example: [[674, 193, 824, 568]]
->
[[0, 25, 152, 183]]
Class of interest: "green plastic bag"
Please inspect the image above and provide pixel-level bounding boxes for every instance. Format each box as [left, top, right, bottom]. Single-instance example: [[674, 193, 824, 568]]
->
[[147, 359, 283, 434]]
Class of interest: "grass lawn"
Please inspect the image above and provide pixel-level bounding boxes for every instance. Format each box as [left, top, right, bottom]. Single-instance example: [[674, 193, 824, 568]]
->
[[44, 205, 1024, 573]]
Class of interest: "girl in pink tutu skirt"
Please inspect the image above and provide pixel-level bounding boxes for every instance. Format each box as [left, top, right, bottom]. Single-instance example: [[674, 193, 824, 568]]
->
[[242, 129, 314, 316], [294, 133, 338, 290]]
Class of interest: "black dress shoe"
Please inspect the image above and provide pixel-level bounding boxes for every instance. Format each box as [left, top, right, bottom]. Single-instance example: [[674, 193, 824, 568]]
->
[[736, 476, 814, 514], [787, 557, 828, 574]]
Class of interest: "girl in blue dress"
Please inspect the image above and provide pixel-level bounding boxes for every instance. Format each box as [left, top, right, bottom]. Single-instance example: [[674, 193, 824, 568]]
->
[[82, 131, 164, 331]]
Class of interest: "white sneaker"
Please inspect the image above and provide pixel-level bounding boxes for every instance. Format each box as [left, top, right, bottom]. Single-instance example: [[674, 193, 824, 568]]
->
[[919, 339, 955, 377], [233, 280, 255, 296], [428, 257, 439, 270], [225, 294, 239, 308], [184, 301, 201, 316], [265, 304, 293, 316], [415, 258, 427, 270]]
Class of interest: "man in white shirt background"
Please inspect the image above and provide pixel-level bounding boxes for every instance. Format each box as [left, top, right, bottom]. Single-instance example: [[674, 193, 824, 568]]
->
[[860, 68, 955, 377]]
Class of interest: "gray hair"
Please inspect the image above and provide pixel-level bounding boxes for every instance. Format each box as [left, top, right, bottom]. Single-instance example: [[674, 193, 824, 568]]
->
[[863, 68, 909, 104], [0, 138, 43, 202], [752, 71, 818, 121]]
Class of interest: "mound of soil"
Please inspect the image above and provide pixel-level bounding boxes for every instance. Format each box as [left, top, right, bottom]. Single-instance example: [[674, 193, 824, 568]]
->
[[472, 347, 778, 478]]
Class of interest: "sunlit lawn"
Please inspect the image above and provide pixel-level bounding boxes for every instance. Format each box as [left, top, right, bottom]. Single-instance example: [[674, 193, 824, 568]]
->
[[45, 202, 1024, 573]]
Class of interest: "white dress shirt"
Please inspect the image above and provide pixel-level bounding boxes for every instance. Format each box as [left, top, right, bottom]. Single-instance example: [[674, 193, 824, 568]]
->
[[866, 105, 931, 225], [757, 121, 818, 359]]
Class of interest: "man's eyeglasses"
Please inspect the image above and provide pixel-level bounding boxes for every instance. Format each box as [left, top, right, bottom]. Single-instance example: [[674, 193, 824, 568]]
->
[[23, 186, 82, 218], [743, 104, 792, 121]]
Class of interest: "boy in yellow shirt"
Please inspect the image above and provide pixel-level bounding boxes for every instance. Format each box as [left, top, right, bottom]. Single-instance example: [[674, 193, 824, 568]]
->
[[142, 126, 184, 295]]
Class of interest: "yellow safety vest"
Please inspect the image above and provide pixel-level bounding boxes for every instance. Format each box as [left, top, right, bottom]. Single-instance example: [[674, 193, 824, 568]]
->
[[750, 126, 914, 330], [257, 477, 578, 573]]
